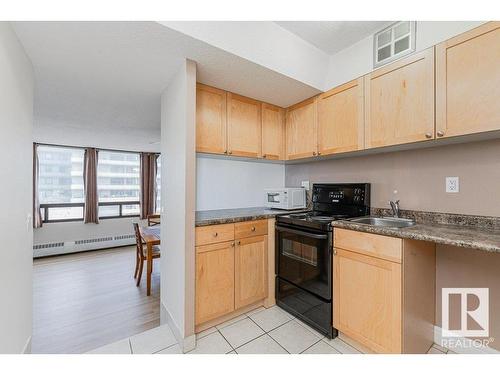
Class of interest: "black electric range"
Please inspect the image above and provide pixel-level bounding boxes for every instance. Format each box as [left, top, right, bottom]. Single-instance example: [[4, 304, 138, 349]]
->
[[275, 183, 370, 338]]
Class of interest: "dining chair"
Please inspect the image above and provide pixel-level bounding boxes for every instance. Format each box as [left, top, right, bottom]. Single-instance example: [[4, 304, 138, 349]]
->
[[147, 214, 161, 226], [133, 223, 161, 288]]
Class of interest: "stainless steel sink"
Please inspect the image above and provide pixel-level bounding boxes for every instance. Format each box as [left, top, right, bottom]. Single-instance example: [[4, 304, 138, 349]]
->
[[348, 216, 416, 228]]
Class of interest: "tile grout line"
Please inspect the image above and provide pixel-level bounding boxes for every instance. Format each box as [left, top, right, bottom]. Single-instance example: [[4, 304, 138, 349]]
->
[[215, 327, 238, 353], [298, 337, 327, 354]]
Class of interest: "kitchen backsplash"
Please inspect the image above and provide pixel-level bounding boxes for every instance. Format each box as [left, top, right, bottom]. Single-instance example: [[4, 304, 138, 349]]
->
[[286, 138, 500, 217]]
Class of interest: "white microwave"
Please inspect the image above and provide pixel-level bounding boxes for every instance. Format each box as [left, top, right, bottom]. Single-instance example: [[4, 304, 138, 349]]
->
[[264, 188, 306, 210]]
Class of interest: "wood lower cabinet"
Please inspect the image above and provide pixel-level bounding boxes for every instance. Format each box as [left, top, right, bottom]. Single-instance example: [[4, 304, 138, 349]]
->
[[195, 220, 269, 328], [235, 235, 268, 309], [365, 48, 435, 149], [436, 22, 500, 138], [318, 78, 364, 155], [195, 241, 235, 325], [333, 228, 435, 354], [334, 248, 402, 353], [261, 103, 285, 160], [227, 93, 262, 158], [285, 96, 318, 159], [196, 83, 227, 154]]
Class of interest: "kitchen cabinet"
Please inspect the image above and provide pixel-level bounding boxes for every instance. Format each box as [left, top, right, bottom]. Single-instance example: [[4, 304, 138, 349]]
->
[[195, 219, 269, 329], [333, 228, 435, 354], [364, 48, 435, 149], [227, 93, 262, 158], [234, 235, 268, 309], [285, 96, 318, 159], [436, 22, 500, 138], [318, 78, 364, 155], [195, 240, 235, 325], [196, 83, 227, 154], [261, 103, 286, 160]]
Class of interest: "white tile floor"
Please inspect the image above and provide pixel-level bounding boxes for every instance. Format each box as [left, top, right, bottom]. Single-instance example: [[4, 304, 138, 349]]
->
[[87, 305, 453, 354]]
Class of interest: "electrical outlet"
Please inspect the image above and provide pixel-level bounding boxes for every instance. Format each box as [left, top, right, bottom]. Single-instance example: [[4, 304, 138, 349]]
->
[[301, 180, 310, 190], [446, 177, 459, 193]]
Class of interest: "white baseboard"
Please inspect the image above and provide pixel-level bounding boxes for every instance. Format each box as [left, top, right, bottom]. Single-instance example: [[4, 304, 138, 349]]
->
[[434, 326, 499, 354], [161, 302, 196, 353], [22, 336, 32, 354]]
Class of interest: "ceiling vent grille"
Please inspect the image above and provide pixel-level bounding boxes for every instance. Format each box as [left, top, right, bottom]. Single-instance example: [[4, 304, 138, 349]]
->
[[374, 21, 416, 68]]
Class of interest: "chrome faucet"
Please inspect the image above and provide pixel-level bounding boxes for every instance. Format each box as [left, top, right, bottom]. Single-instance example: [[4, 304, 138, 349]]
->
[[389, 200, 400, 218]]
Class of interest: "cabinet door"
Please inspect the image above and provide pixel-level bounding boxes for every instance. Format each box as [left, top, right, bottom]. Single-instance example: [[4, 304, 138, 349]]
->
[[318, 78, 364, 155], [196, 84, 227, 154], [234, 235, 268, 309], [261, 103, 285, 160], [334, 248, 402, 353], [365, 48, 435, 149], [196, 241, 235, 325], [285, 97, 318, 159], [436, 22, 500, 138], [227, 93, 262, 158]]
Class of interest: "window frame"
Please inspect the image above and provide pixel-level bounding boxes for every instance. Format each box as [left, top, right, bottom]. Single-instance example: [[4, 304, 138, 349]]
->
[[97, 149, 141, 220], [36, 143, 160, 224]]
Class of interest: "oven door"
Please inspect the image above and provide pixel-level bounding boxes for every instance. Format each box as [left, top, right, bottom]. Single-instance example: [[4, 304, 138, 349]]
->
[[275, 224, 332, 300]]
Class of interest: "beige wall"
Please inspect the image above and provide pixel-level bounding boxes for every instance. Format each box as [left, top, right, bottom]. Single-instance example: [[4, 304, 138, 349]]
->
[[435, 244, 500, 350], [0, 22, 34, 353], [285, 138, 500, 217], [160, 59, 196, 352]]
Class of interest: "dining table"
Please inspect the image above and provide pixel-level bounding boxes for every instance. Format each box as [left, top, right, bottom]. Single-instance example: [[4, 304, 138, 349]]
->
[[139, 226, 160, 296]]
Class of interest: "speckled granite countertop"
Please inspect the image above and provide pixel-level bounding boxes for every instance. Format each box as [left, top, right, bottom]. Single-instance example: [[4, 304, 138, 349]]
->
[[333, 219, 500, 253], [195, 207, 305, 227]]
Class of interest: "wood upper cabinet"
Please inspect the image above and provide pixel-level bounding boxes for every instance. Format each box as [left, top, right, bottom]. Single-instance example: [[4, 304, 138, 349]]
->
[[364, 48, 435, 149], [227, 93, 262, 158], [261, 103, 285, 160], [334, 248, 402, 353], [234, 235, 268, 309], [196, 84, 227, 154], [436, 22, 500, 138], [318, 78, 364, 155], [195, 240, 235, 325], [285, 96, 318, 159]]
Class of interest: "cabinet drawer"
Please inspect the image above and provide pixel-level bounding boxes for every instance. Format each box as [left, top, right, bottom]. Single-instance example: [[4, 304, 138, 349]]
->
[[334, 228, 402, 263], [196, 223, 235, 246], [235, 219, 268, 239]]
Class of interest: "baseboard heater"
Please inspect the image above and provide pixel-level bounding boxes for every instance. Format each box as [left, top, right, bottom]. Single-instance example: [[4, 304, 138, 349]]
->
[[33, 234, 136, 258]]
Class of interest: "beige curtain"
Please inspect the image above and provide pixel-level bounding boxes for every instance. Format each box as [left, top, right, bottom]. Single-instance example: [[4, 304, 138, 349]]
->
[[33, 143, 43, 228], [140, 153, 157, 219], [83, 148, 99, 224]]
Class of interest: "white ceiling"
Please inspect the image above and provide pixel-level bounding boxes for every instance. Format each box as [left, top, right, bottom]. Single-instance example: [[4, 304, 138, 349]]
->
[[12, 21, 322, 150], [275, 21, 393, 55], [12, 21, 395, 150]]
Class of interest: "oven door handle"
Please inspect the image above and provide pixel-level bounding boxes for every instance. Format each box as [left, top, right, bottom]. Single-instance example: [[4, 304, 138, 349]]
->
[[276, 225, 328, 239]]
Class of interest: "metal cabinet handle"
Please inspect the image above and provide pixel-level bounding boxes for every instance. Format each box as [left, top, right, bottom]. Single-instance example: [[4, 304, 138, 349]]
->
[[237, 241, 241, 245], [228, 150, 232, 155], [251, 226, 256, 231], [333, 249, 337, 255], [425, 133, 432, 139], [231, 242, 235, 247], [262, 154, 267, 159], [317, 151, 321, 155], [312, 151, 317, 156], [437, 131, 445, 137], [213, 232, 218, 237]]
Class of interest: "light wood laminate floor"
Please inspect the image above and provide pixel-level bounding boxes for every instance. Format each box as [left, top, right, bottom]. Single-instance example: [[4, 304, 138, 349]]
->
[[32, 246, 160, 354]]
